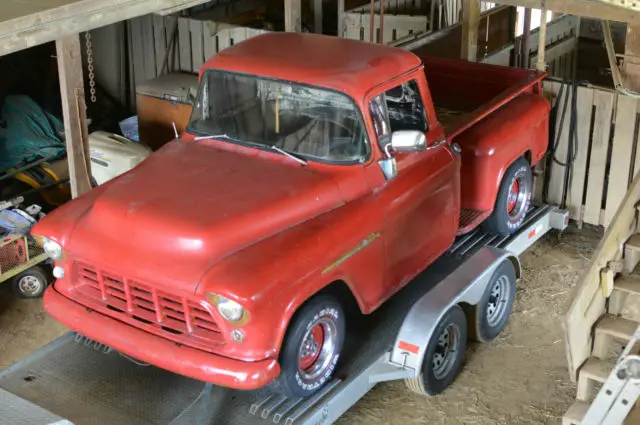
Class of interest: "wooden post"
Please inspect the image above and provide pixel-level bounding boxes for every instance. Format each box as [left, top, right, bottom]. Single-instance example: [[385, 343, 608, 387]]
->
[[314, 0, 323, 34], [536, 4, 547, 72], [461, 0, 480, 61], [521, 7, 532, 68], [284, 0, 302, 32], [337, 0, 345, 37], [56, 35, 92, 198], [624, 24, 640, 92]]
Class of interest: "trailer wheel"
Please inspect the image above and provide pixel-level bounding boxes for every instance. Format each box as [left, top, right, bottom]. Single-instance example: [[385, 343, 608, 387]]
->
[[11, 265, 49, 299], [271, 295, 345, 398], [468, 260, 517, 342], [405, 305, 467, 396], [482, 157, 532, 235]]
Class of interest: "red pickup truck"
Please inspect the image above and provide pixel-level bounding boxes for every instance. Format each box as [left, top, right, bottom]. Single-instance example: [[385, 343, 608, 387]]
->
[[34, 33, 549, 398]]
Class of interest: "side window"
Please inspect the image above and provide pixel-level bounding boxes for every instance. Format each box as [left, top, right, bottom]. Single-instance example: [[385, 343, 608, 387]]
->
[[385, 80, 428, 133], [369, 79, 428, 150]]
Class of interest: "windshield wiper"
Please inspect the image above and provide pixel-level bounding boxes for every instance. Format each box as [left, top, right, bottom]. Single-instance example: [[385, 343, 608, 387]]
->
[[193, 133, 232, 142], [271, 145, 308, 166]]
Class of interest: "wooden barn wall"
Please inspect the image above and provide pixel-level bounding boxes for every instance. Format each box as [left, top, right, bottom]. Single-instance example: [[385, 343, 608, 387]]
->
[[539, 82, 640, 228], [408, 6, 512, 60]]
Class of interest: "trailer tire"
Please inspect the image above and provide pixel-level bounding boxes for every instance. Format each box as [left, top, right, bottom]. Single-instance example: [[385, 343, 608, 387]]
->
[[11, 265, 49, 299], [405, 305, 467, 396], [468, 260, 517, 343], [483, 157, 532, 235], [271, 295, 345, 398]]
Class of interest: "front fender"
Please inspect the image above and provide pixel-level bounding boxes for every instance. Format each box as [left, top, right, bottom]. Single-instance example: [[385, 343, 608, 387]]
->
[[197, 194, 384, 357]]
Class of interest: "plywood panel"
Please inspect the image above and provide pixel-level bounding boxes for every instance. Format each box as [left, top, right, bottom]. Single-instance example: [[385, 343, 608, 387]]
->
[[583, 90, 615, 225], [604, 94, 638, 225], [568, 86, 595, 224]]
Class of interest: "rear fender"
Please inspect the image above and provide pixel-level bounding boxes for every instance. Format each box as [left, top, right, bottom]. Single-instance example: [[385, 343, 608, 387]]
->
[[389, 247, 520, 375]]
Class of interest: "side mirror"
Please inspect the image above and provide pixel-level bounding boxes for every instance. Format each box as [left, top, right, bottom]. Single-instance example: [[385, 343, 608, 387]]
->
[[378, 130, 426, 181], [388, 130, 427, 154]]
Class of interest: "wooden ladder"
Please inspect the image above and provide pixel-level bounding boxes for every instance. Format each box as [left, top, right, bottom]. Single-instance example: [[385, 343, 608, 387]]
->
[[563, 233, 640, 424]]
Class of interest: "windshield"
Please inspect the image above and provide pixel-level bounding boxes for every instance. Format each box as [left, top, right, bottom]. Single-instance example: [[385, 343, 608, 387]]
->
[[187, 70, 368, 163]]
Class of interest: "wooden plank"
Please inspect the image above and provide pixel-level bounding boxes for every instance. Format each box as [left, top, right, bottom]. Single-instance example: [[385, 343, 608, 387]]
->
[[164, 16, 178, 73], [634, 98, 640, 179], [624, 24, 640, 92], [203, 27, 217, 60], [129, 18, 146, 86], [604, 94, 638, 226], [153, 14, 166, 76], [314, 0, 323, 34], [568, 86, 595, 224], [547, 81, 570, 206], [461, 0, 480, 60], [583, 90, 615, 226], [178, 17, 192, 72], [141, 15, 156, 81], [285, 0, 302, 32], [338, 0, 346, 37], [217, 28, 232, 51], [190, 19, 205, 72], [55, 35, 92, 198]]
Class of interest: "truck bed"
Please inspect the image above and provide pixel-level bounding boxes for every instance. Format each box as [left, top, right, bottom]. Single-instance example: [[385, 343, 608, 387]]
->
[[422, 56, 546, 138]]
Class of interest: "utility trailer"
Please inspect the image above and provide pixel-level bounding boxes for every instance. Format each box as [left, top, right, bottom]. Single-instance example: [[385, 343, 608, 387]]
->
[[0, 205, 568, 425]]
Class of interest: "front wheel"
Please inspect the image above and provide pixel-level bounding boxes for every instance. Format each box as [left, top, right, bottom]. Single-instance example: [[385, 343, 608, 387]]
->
[[272, 295, 345, 398], [482, 157, 532, 235], [11, 265, 49, 299]]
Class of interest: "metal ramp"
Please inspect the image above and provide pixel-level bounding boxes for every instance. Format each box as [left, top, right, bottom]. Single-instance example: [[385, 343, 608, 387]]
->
[[0, 205, 564, 425]]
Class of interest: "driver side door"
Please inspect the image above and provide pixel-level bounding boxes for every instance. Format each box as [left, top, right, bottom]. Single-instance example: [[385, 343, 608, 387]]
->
[[369, 77, 460, 292]]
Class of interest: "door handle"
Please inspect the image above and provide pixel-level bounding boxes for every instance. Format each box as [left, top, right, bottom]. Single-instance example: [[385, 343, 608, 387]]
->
[[426, 139, 447, 150]]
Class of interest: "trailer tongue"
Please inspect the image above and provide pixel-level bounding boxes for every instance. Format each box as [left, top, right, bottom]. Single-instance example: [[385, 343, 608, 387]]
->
[[0, 205, 567, 425]]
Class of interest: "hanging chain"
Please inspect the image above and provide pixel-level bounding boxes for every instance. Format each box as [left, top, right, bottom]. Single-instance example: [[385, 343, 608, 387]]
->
[[84, 31, 97, 103]]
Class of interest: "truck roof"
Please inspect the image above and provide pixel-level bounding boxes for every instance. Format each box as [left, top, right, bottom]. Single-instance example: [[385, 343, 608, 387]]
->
[[202, 32, 422, 100]]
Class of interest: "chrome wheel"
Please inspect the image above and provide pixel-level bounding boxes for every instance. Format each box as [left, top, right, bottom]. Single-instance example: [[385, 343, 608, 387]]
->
[[486, 275, 511, 327], [18, 275, 43, 296], [297, 316, 339, 383], [432, 323, 461, 380], [506, 169, 529, 221]]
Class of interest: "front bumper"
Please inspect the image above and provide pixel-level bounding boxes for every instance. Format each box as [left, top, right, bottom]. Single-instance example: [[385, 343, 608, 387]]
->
[[44, 286, 280, 390]]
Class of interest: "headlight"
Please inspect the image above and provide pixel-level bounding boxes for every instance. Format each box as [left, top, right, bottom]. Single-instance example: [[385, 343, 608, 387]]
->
[[42, 237, 63, 260], [206, 293, 248, 324]]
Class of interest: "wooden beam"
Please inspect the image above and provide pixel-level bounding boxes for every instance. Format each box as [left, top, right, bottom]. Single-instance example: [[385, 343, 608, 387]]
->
[[493, 0, 640, 26], [284, 0, 302, 32], [56, 35, 92, 198], [0, 0, 211, 56], [624, 24, 640, 92], [521, 7, 532, 68], [314, 0, 323, 34], [536, 5, 547, 72], [461, 0, 480, 61]]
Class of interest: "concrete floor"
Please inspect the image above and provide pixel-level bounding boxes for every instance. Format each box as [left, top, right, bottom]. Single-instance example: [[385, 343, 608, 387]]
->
[[0, 224, 601, 424]]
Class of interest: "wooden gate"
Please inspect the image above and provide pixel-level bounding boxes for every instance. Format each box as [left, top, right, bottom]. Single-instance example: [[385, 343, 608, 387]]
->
[[541, 81, 640, 228]]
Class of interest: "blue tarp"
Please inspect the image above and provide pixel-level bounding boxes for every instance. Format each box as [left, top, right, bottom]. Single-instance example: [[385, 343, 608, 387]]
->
[[0, 96, 66, 174]]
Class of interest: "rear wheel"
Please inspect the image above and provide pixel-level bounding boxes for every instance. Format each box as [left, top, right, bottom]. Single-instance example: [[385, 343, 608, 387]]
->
[[272, 295, 345, 398], [482, 157, 532, 235], [468, 260, 517, 342], [405, 305, 467, 396]]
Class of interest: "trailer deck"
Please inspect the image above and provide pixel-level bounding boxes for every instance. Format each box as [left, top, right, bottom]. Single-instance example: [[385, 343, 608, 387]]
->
[[0, 205, 568, 425]]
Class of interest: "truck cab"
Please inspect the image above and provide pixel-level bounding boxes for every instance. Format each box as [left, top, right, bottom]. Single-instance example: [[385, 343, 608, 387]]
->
[[33, 32, 549, 399]]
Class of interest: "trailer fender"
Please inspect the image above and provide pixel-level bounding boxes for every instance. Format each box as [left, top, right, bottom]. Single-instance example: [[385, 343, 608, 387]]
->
[[390, 246, 520, 375]]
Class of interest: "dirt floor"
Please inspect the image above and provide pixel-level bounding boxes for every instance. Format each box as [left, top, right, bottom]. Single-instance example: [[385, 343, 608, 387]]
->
[[0, 223, 602, 424]]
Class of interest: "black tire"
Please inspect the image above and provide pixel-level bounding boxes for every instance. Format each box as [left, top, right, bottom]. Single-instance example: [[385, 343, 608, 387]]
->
[[271, 295, 345, 398], [11, 265, 49, 299], [468, 260, 517, 343], [405, 305, 467, 396], [482, 157, 532, 235]]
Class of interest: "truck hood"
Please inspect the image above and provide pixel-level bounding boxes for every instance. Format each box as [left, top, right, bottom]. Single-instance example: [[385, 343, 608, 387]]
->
[[66, 141, 344, 292]]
